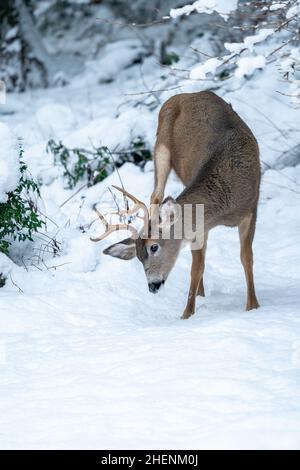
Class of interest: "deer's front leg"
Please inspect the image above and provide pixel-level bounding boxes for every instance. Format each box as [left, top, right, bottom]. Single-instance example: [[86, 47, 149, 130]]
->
[[150, 144, 171, 207], [181, 249, 205, 320]]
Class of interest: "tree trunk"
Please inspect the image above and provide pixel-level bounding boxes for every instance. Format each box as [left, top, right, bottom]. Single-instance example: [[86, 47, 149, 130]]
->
[[0, 0, 58, 91]]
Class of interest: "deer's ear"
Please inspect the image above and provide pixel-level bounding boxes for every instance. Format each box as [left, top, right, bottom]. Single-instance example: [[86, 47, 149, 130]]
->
[[103, 237, 136, 260], [159, 196, 177, 227]]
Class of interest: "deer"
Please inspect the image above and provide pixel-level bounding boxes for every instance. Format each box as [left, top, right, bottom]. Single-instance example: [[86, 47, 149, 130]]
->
[[91, 91, 260, 319]]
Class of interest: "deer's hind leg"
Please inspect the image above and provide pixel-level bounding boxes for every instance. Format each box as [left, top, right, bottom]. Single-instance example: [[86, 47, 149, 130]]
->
[[150, 143, 171, 207], [238, 210, 260, 311]]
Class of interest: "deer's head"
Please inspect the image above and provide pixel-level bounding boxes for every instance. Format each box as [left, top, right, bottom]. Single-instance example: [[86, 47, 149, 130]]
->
[[91, 186, 182, 293]]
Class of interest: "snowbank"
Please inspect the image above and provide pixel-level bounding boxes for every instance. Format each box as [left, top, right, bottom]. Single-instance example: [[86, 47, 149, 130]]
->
[[235, 55, 266, 78], [0, 252, 15, 280], [36, 104, 76, 135], [0, 122, 19, 203], [0, 163, 300, 450]]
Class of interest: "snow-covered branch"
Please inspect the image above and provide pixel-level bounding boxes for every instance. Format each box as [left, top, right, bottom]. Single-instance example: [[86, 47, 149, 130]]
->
[[170, 0, 300, 105], [170, 0, 238, 21]]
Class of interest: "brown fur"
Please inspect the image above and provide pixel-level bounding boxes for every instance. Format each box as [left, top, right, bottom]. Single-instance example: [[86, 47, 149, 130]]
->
[[105, 91, 261, 319]]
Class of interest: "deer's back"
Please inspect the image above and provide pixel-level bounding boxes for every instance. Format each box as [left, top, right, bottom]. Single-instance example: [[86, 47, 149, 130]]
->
[[157, 91, 260, 219], [158, 91, 258, 182]]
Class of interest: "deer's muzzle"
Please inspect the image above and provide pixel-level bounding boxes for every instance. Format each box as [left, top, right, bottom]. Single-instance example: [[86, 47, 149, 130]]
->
[[148, 280, 164, 293]]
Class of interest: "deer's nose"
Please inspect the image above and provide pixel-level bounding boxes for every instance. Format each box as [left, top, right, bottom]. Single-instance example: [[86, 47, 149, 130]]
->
[[148, 280, 164, 293]]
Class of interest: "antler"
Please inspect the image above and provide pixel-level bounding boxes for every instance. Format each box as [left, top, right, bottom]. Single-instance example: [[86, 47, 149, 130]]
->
[[90, 204, 138, 242], [90, 186, 149, 242], [111, 185, 149, 223]]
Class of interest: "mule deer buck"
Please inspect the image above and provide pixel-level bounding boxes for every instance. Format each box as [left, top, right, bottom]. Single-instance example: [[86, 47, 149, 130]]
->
[[91, 91, 260, 319]]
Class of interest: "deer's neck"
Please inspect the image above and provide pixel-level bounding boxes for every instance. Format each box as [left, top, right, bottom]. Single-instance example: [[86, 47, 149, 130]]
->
[[176, 177, 222, 233]]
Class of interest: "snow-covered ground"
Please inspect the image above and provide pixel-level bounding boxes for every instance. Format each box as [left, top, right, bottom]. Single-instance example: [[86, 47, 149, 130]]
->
[[0, 30, 300, 449]]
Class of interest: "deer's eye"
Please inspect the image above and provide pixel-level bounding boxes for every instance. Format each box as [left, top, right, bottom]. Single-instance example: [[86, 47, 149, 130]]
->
[[150, 244, 159, 254]]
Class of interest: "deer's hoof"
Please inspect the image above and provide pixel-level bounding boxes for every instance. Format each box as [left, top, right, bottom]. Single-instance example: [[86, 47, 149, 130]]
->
[[181, 310, 194, 320], [197, 287, 205, 297], [246, 298, 260, 310], [197, 279, 205, 297]]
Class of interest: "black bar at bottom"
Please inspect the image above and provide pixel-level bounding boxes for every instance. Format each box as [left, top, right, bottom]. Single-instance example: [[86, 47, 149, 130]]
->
[[0, 450, 299, 466]]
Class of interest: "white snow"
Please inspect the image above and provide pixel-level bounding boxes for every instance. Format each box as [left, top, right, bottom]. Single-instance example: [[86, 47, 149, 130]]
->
[[0, 252, 15, 280], [36, 104, 76, 136], [0, 122, 20, 203], [1, 161, 300, 449], [235, 55, 266, 79], [72, 40, 145, 87], [170, 0, 238, 20], [0, 80, 6, 105], [0, 17, 300, 450], [286, 1, 300, 19], [190, 57, 222, 79], [270, 3, 286, 11], [224, 29, 274, 54]]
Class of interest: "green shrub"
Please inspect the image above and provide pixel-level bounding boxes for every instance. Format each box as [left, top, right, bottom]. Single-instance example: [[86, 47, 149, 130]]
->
[[0, 273, 6, 288], [218, 69, 231, 81], [163, 52, 180, 66], [0, 150, 44, 255], [47, 136, 152, 190], [117, 136, 152, 168], [47, 139, 111, 189]]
